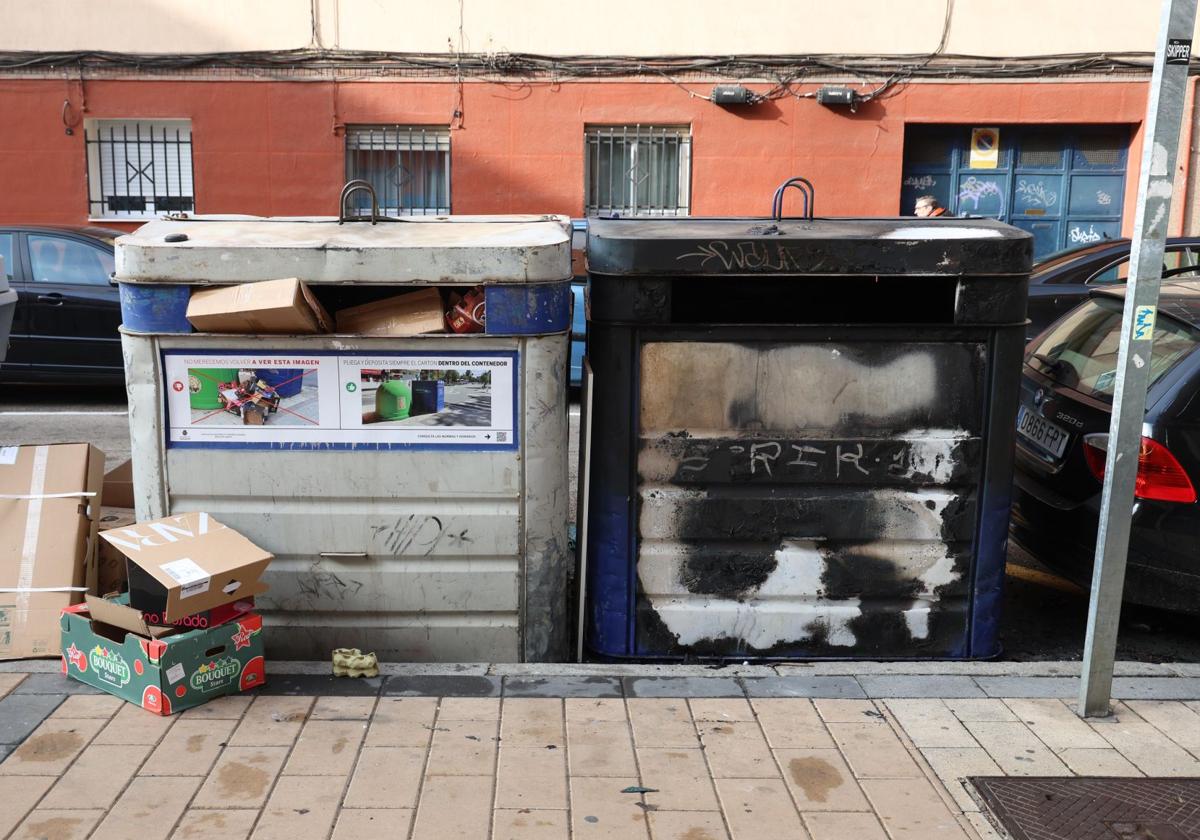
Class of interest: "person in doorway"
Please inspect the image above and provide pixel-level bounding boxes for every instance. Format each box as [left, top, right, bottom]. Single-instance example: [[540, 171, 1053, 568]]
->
[[914, 195, 952, 217]]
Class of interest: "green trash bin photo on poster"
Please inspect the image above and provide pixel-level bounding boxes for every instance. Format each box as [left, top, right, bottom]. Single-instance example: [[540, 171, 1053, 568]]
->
[[362, 366, 491, 427]]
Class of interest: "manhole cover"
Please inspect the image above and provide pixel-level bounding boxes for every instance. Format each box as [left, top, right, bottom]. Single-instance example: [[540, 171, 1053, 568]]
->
[[970, 777, 1200, 840]]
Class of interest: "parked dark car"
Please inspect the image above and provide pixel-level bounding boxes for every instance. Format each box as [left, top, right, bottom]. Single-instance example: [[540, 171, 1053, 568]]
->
[[0, 226, 124, 385], [1010, 280, 1200, 613], [1026, 236, 1200, 342]]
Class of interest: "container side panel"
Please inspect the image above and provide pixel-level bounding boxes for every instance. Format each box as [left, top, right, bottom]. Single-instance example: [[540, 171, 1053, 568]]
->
[[634, 340, 986, 659], [519, 334, 571, 661]]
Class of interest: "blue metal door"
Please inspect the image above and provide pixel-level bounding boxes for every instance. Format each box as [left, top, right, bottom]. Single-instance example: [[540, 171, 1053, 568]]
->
[[901, 126, 1129, 259]]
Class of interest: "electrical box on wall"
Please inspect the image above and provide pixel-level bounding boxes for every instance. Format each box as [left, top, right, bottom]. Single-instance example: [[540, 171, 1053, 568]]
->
[[817, 87, 858, 107], [711, 85, 755, 105]]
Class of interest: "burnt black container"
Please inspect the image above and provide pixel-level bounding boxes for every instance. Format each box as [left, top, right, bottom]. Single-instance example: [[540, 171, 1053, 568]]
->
[[580, 217, 1032, 660]]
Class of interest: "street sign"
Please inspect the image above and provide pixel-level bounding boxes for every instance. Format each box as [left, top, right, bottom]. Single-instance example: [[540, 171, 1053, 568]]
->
[[969, 128, 1000, 169]]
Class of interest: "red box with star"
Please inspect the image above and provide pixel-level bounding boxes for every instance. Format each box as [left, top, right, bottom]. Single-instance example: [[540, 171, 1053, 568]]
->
[[60, 601, 266, 715]]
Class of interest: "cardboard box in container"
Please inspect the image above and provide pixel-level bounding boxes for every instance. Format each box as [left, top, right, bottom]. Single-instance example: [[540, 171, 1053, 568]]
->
[[98, 512, 271, 622], [0, 443, 103, 659], [335, 288, 446, 336], [61, 598, 265, 715], [186, 277, 332, 334]]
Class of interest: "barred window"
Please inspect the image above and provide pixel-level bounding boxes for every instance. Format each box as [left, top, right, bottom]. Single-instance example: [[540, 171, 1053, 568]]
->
[[585, 125, 691, 216], [345, 126, 451, 216], [85, 119, 194, 219]]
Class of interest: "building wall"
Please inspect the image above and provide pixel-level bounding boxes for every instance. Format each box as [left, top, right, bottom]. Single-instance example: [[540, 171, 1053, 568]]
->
[[0, 0, 1186, 57], [0, 78, 1155, 232]]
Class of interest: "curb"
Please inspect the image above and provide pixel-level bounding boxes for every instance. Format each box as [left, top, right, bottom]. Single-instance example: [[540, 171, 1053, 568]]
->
[[2, 658, 1198, 678]]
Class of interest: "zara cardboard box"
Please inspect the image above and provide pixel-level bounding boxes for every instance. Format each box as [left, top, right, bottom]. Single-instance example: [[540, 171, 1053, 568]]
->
[[98, 512, 271, 623], [61, 598, 265, 715]]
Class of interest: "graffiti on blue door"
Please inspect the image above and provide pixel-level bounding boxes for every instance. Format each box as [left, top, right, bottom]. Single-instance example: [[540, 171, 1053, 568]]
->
[[901, 126, 1129, 258]]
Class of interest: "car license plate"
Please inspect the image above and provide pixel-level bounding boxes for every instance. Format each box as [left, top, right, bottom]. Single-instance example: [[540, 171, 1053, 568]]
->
[[1016, 405, 1071, 459]]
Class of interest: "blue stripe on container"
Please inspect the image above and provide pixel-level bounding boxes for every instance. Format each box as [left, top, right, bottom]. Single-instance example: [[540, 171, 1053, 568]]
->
[[120, 284, 192, 334], [485, 282, 571, 335]]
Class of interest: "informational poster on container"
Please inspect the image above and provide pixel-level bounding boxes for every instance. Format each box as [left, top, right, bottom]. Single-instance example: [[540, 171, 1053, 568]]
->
[[161, 350, 517, 449]]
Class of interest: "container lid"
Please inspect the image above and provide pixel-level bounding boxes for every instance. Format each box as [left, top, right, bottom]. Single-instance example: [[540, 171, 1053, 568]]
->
[[587, 217, 1032, 277], [116, 215, 572, 285]]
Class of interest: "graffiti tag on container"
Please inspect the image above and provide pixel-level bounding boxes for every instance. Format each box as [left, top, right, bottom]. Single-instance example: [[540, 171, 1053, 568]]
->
[[1097, 190, 1112, 206], [676, 240, 802, 272], [670, 437, 971, 483]]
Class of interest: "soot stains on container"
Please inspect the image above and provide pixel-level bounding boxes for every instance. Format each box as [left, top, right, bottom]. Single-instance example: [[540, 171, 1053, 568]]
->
[[679, 552, 778, 602]]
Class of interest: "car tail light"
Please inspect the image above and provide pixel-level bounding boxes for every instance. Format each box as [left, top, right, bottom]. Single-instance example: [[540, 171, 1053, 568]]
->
[[1082, 433, 1197, 503]]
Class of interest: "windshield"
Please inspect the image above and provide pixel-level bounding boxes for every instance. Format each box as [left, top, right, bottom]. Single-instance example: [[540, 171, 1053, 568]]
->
[[1027, 296, 1200, 400]]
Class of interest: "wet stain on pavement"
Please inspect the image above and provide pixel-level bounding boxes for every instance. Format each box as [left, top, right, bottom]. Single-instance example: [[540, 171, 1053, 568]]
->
[[215, 761, 269, 800], [176, 813, 230, 836], [14, 731, 83, 763], [23, 816, 82, 838], [186, 734, 206, 753], [332, 736, 348, 754], [682, 829, 717, 840], [788, 756, 843, 802]]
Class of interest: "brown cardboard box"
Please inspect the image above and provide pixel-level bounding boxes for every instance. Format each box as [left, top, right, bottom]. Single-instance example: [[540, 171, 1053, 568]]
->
[[102, 459, 134, 509], [97, 507, 135, 596], [99, 512, 271, 622], [335, 288, 446, 336], [0, 443, 104, 659], [186, 278, 332, 334]]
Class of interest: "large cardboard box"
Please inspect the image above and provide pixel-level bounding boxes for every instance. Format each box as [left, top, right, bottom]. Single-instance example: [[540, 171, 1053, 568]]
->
[[335, 288, 445, 336], [61, 599, 266, 715], [98, 512, 271, 622], [0, 443, 103, 659], [186, 278, 332, 334]]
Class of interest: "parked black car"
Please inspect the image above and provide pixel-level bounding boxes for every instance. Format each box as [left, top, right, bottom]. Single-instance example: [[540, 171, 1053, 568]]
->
[[1026, 236, 1200, 342], [1010, 280, 1200, 614], [0, 225, 123, 385]]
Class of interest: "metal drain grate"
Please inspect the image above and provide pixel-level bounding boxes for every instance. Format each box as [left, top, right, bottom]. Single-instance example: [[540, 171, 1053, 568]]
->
[[970, 777, 1200, 840]]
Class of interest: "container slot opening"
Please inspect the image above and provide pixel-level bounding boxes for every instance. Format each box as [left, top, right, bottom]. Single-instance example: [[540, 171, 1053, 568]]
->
[[204, 644, 226, 657], [309, 284, 471, 316], [668, 275, 959, 325]]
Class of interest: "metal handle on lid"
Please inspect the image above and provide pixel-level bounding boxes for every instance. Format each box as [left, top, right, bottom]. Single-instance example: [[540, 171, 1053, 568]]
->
[[339, 179, 379, 225], [771, 177, 816, 221]]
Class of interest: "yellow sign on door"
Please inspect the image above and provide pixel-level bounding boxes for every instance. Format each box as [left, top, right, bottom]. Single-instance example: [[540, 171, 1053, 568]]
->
[[970, 127, 1000, 169]]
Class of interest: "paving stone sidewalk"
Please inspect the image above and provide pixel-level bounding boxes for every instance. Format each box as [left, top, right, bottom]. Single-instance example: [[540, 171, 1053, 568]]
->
[[1, 670, 1199, 839]]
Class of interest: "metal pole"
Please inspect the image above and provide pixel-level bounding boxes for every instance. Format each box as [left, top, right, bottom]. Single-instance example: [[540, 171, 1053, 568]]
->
[[1079, 0, 1197, 717]]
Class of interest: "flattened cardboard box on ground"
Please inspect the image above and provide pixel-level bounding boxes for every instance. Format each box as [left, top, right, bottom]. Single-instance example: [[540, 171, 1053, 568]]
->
[[0, 443, 103, 659], [61, 599, 265, 715], [335, 287, 446, 335], [98, 512, 271, 622], [186, 277, 332, 334]]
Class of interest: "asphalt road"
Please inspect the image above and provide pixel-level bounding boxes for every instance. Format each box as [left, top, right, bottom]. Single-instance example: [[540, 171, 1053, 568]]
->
[[2, 383, 1196, 664]]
